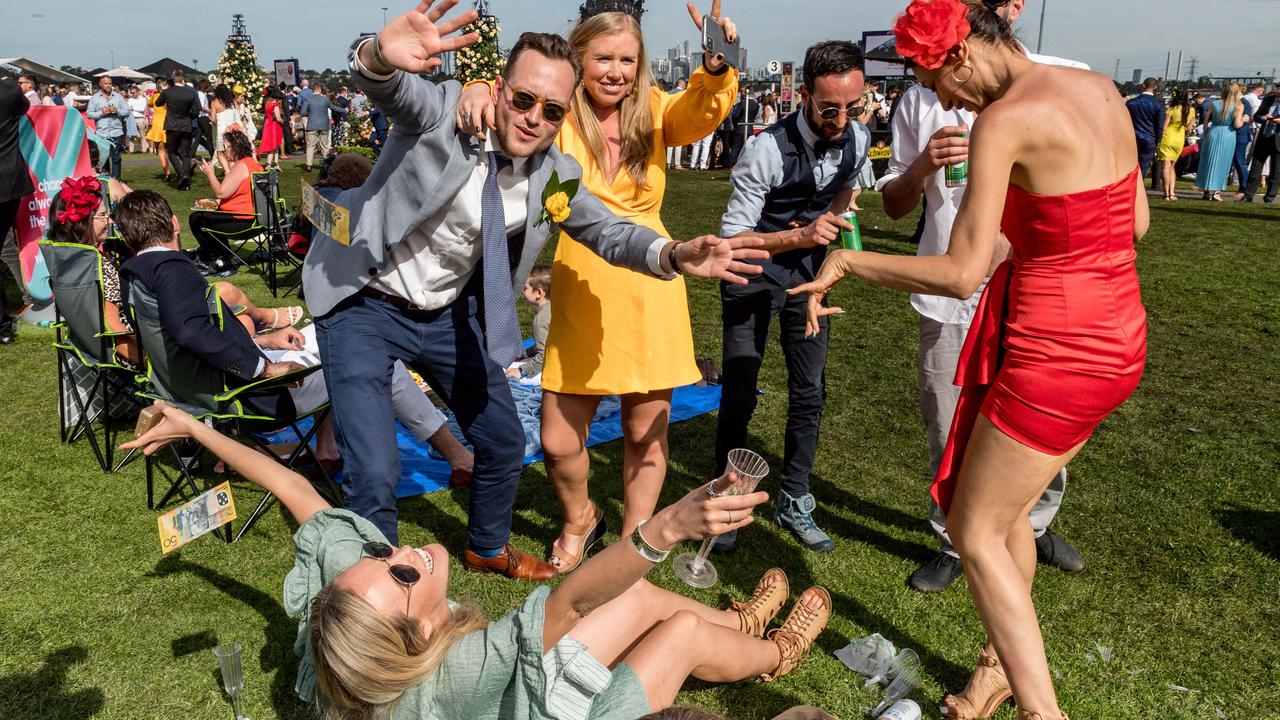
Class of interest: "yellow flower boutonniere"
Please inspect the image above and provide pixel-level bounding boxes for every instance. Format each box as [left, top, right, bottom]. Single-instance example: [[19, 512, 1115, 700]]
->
[[536, 170, 579, 227]]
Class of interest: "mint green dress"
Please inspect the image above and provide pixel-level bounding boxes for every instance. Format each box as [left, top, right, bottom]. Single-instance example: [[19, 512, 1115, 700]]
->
[[283, 509, 651, 720]]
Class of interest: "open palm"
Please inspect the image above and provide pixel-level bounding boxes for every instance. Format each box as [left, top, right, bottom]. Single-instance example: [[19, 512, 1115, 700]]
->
[[379, 0, 481, 74]]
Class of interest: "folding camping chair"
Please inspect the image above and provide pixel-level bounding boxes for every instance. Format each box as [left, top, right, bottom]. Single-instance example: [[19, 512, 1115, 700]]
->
[[129, 280, 339, 542], [40, 240, 142, 473], [255, 170, 301, 297], [191, 171, 281, 278]]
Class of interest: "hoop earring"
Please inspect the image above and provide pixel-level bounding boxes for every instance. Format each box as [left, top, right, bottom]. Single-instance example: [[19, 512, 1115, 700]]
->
[[951, 63, 975, 86]]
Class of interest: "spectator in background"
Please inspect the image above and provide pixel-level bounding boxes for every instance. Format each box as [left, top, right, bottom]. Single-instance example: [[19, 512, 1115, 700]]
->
[[17, 74, 39, 105], [190, 129, 264, 276], [156, 69, 202, 190], [1232, 83, 1265, 195], [508, 264, 552, 380], [87, 75, 130, 179], [0, 77, 35, 345], [1242, 85, 1280, 203], [128, 86, 150, 153], [760, 92, 778, 125], [666, 77, 688, 169], [1126, 77, 1165, 185], [300, 84, 346, 172], [1196, 83, 1245, 201], [259, 86, 287, 171], [1157, 91, 1195, 201], [367, 104, 388, 157], [192, 79, 216, 161]]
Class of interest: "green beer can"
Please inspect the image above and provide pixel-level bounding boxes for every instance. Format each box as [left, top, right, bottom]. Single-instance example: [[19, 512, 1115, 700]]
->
[[945, 133, 969, 187], [838, 211, 863, 251]]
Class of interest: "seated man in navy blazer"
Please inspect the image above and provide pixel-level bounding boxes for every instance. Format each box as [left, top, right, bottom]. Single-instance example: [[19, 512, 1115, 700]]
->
[[114, 190, 463, 470], [303, 0, 766, 579]]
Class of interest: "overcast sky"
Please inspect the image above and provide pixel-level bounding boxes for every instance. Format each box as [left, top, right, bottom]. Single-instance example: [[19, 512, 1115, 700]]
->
[[5, 0, 1277, 81]]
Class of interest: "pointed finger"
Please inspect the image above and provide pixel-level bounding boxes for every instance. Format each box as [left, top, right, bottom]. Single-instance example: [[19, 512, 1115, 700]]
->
[[788, 281, 822, 296], [686, 3, 704, 30], [730, 248, 770, 260], [710, 0, 722, 18], [414, 0, 433, 15], [436, 9, 478, 36], [425, 0, 455, 22]]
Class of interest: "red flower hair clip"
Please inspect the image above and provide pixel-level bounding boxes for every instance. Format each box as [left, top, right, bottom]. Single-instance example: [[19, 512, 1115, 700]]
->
[[894, 0, 972, 71], [55, 176, 103, 225]]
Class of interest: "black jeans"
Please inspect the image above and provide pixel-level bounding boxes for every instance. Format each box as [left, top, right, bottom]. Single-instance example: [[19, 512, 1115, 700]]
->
[[715, 270, 829, 498], [1245, 138, 1280, 200], [0, 199, 19, 333], [189, 210, 255, 262], [191, 117, 215, 158], [166, 130, 193, 183]]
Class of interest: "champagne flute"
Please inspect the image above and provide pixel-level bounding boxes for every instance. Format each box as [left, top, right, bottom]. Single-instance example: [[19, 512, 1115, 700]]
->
[[212, 643, 251, 720], [672, 448, 770, 588]]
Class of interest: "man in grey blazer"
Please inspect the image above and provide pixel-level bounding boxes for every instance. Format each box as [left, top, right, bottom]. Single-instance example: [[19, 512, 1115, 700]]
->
[[304, 0, 766, 580]]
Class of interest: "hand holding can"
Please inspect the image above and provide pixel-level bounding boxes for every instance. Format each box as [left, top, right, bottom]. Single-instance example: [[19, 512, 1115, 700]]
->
[[838, 211, 862, 251]]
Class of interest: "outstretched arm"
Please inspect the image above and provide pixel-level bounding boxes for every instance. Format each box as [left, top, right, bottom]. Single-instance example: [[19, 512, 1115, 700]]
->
[[120, 403, 331, 525], [543, 478, 768, 649]]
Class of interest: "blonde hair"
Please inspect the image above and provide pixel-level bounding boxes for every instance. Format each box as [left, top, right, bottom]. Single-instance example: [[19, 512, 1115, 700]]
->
[[568, 12, 656, 191], [308, 585, 487, 720], [1218, 83, 1244, 123]]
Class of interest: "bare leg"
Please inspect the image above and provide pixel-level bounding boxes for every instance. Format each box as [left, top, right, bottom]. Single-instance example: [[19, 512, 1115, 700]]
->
[[848, 187, 864, 211], [570, 579, 743, 666], [541, 390, 605, 559], [947, 416, 1084, 716], [214, 282, 301, 334], [618, 390, 673, 535], [158, 145, 169, 178]]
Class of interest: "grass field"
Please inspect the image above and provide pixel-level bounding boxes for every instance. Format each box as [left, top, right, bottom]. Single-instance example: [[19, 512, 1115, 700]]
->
[[0, 154, 1276, 720]]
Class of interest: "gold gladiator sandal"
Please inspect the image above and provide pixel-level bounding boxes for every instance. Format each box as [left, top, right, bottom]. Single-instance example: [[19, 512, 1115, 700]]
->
[[760, 586, 831, 682], [729, 568, 789, 637]]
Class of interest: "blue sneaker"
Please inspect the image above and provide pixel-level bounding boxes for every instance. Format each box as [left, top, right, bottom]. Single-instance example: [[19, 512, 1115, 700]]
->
[[773, 491, 835, 553]]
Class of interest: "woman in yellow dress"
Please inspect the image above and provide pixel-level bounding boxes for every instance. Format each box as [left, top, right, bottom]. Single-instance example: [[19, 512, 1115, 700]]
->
[[1157, 90, 1195, 201], [458, 2, 738, 572], [145, 80, 170, 181]]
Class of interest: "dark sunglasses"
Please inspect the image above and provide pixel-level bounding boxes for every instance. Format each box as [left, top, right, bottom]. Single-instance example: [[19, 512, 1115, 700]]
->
[[507, 86, 569, 123], [362, 541, 421, 614], [816, 104, 865, 120]]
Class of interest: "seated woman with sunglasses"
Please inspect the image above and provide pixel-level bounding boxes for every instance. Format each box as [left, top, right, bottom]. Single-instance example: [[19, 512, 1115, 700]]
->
[[122, 401, 833, 720], [455, 2, 740, 577]]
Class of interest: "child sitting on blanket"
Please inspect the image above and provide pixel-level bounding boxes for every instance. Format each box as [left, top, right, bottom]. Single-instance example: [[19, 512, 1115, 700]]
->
[[507, 264, 552, 382]]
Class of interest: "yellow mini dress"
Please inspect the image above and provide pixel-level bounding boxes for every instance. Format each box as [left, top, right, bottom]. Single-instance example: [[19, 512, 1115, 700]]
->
[[146, 94, 167, 144], [541, 66, 737, 396]]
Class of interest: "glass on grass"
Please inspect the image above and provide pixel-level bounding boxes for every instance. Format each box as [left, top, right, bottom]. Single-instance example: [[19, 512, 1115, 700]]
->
[[672, 448, 770, 588], [213, 643, 251, 720]]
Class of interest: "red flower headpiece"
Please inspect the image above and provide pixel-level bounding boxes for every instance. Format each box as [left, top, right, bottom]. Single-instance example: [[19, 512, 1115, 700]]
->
[[56, 176, 103, 225], [894, 0, 972, 71]]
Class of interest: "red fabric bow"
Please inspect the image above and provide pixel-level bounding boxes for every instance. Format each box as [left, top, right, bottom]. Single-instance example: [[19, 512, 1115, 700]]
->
[[894, 0, 972, 71], [56, 176, 103, 225]]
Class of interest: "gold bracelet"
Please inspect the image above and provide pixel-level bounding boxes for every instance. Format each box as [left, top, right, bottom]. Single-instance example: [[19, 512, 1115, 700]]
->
[[371, 35, 390, 72], [630, 521, 670, 563]]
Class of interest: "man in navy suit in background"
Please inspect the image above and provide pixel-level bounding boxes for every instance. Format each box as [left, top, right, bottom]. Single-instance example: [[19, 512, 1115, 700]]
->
[[1126, 77, 1166, 186]]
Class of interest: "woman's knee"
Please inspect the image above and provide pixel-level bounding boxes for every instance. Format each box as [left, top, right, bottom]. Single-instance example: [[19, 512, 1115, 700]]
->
[[540, 420, 587, 463]]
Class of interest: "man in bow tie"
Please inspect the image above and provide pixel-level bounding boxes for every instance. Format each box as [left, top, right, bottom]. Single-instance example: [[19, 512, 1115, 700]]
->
[[303, 0, 766, 580], [711, 39, 870, 554]]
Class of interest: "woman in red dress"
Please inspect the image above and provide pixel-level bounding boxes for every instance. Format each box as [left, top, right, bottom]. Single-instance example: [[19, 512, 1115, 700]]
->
[[792, 1, 1148, 718], [259, 87, 286, 170]]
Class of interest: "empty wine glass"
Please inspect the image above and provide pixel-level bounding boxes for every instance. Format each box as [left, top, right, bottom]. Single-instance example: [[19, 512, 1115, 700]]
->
[[871, 648, 921, 716], [213, 642, 251, 720], [672, 448, 770, 588]]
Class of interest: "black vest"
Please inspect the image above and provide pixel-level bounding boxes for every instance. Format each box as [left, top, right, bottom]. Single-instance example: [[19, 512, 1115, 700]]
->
[[753, 111, 861, 282]]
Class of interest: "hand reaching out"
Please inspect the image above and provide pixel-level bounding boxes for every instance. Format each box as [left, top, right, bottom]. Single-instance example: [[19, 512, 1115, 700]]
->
[[373, 0, 481, 75], [787, 250, 855, 337], [673, 235, 768, 284]]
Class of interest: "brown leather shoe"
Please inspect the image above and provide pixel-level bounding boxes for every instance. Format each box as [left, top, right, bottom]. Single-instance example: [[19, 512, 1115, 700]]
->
[[463, 544, 557, 581]]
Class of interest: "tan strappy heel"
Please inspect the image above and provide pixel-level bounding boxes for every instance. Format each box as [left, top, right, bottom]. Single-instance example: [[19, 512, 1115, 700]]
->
[[761, 586, 831, 682], [939, 648, 1012, 719], [729, 568, 788, 637]]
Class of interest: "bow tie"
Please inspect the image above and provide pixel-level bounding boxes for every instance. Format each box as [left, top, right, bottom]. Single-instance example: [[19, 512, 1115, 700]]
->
[[815, 136, 849, 155]]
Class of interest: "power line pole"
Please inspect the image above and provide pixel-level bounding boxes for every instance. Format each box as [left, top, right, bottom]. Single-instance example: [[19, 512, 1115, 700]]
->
[[1163, 51, 1171, 83], [1036, 0, 1047, 54], [1175, 51, 1183, 83]]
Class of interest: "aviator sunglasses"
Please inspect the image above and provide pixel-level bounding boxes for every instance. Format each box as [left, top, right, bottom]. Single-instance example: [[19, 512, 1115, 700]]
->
[[506, 86, 569, 123], [362, 541, 422, 614], [815, 103, 866, 120]]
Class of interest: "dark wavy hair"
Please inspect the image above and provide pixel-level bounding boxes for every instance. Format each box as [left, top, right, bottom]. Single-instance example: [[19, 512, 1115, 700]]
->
[[802, 41, 865, 89], [222, 129, 256, 162], [213, 83, 235, 108], [960, 0, 1022, 53], [45, 191, 100, 246], [318, 153, 373, 190]]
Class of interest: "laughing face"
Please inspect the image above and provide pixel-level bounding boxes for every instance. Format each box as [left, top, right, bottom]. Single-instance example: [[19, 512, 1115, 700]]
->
[[492, 52, 576, 158], [581, 31, 640, 110], [333, 542, 452, 637]]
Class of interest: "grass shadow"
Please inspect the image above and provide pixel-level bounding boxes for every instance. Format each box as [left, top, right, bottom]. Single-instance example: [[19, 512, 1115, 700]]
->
[[148, 554, 303, 719], [1214, 503, 1280, 562], [0, 646, 104, 720]]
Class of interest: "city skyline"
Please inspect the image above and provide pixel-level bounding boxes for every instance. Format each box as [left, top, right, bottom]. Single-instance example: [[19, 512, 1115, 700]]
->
[[4, 1, 1276, 83]]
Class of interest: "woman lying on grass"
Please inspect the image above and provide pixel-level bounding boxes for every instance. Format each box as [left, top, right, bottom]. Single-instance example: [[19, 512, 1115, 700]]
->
[[123, 401, 833, 720]]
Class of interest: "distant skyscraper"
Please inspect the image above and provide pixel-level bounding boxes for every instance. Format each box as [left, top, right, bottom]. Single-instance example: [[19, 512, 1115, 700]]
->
[[1131, 69, 1143, 83]]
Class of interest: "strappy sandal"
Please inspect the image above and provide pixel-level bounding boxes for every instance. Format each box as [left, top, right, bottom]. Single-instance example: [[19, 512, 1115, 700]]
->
[[729, 568, 788, 637], [1019, 712, 1069, 720], [257, 306, 304, 333], [547, 501, 606, 574], [939, 648, 1012, 719], [761, 586, 831, 682]]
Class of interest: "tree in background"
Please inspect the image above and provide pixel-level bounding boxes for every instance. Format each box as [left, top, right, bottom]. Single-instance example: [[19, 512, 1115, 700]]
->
[[216, 14, 270, 100], [455, 0, 504, 83]]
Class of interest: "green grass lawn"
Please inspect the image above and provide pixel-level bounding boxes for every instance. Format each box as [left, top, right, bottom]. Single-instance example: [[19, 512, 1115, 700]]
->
[[0, 155, 1276, 719]]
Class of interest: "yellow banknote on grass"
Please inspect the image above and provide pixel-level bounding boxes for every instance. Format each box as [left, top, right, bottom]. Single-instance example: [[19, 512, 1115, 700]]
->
[[158, 482, 237, 553]]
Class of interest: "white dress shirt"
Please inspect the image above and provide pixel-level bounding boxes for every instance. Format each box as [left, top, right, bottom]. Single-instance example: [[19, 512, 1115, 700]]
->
[[720, 113, 868, 236], [367, 137, 530, 310], [875, 46, 1088, 325]]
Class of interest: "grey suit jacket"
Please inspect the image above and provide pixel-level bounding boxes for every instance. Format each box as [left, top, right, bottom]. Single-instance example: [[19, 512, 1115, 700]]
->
[[303, 45, 671, 318]]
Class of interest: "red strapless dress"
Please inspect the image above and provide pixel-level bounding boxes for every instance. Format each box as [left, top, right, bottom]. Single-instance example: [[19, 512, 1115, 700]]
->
[[931, 166, 1148, 513]]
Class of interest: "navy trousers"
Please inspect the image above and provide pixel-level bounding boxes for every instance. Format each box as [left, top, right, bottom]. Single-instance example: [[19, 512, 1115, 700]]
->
[[316, 287, 524, 548]]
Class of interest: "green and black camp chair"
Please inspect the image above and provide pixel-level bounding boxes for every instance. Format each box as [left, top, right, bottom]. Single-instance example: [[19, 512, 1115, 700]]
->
[[196, 170, 295, 295], [128, 279, 338, 542], [40, 240, 142, 473]]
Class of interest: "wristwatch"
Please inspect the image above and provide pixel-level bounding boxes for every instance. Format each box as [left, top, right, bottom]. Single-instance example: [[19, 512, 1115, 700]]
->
[[630, 521, 671, 563]]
